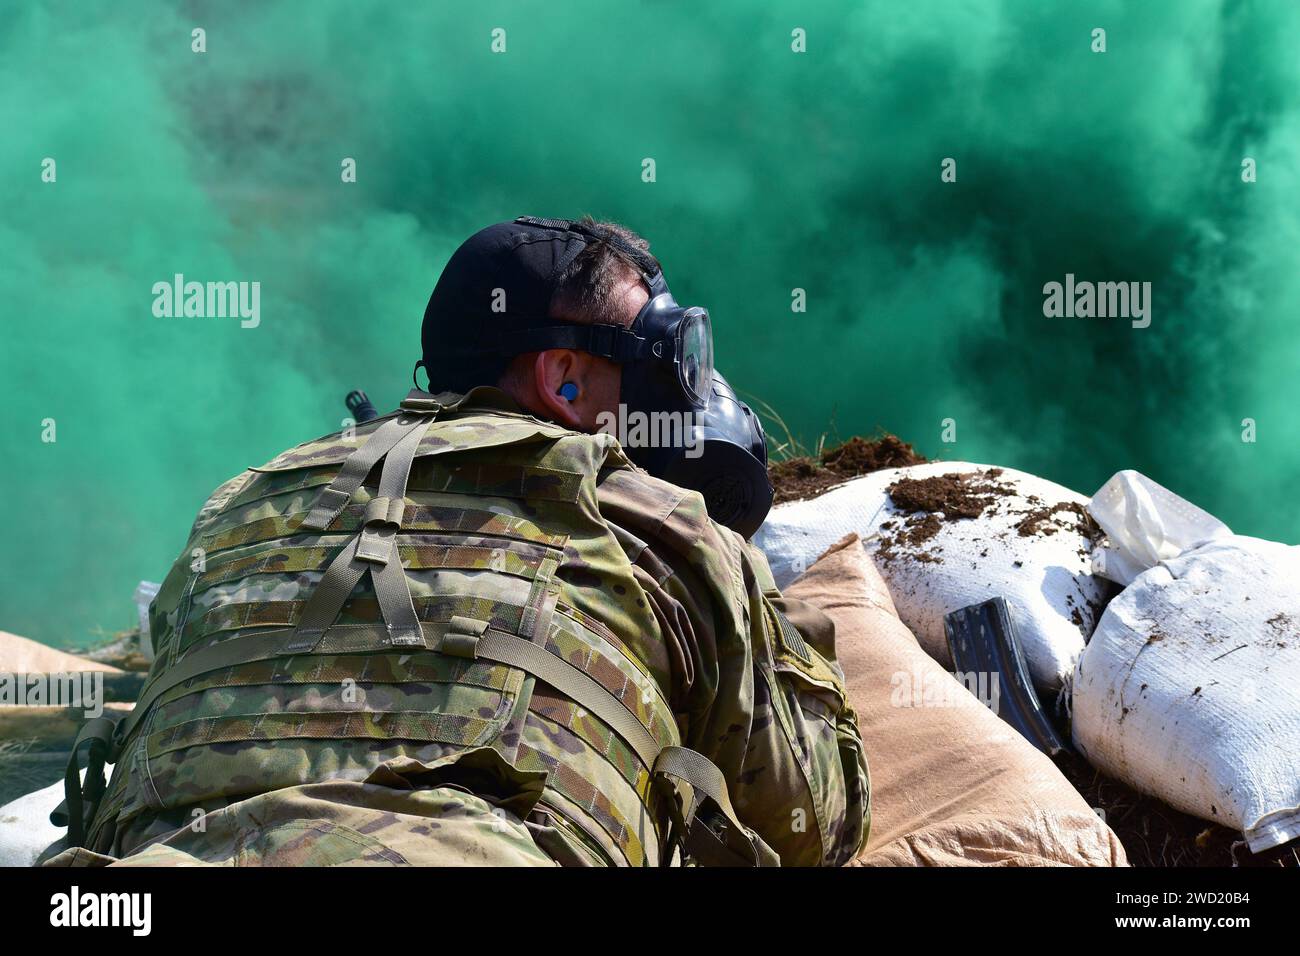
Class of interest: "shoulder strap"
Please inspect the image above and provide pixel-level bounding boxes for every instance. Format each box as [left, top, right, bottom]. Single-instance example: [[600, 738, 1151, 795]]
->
[[653, 746, 780, 867], [51, 716, 116, 845], [288, 410, 434, 652]]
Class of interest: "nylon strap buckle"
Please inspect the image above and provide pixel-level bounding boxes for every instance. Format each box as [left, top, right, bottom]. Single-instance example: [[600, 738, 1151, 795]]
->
[[399, 395, 445, 414], [438, 615, 489, 658], [356, 496, 405, 564]]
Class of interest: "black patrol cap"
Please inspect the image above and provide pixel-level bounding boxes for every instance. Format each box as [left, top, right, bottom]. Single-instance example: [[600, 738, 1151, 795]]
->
[[417, 216, 659, 392]]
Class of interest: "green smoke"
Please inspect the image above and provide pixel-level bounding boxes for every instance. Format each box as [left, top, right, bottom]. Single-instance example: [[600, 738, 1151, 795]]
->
[[2, 0, 1298, 648]]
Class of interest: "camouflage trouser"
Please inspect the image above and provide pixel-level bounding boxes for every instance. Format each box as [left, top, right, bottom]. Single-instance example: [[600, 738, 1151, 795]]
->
[[45, 780, 559, 867]]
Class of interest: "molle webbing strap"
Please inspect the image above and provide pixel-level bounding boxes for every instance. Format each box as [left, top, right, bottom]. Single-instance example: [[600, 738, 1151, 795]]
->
[[355, 414, 427, 562], [287, 537, 368, 643], [298, 413, 430, 533], [437, 619, 769, 866], [111, 636, 278, 762], [453, 603, 751, 863], [179, 595, 531, 652], [288, 410, 435, 652], [519, 550, 561, 643], [98, 613, 767, 866], [199, 504, 569, 557], [107, 616, 661, 777], [439, 619, 661, 772], [369, 549, 422, 646]]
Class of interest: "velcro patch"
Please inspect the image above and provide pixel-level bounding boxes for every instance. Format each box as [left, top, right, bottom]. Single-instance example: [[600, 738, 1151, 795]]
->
[[771, 606, 813, 665]]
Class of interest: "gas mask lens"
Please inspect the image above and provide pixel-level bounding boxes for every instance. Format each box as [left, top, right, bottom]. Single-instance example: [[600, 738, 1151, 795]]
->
[[677, 308, 713, 408]]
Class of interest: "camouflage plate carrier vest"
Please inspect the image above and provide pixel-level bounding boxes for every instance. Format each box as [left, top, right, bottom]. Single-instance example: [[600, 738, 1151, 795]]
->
[[61, 389, 771, 867]]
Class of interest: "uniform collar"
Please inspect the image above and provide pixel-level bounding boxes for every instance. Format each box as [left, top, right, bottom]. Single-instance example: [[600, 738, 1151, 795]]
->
[[399, 385, 529, 416]]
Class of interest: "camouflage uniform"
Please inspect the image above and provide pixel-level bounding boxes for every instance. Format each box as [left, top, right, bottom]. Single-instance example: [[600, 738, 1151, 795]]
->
[[59, 387, 868, 867]]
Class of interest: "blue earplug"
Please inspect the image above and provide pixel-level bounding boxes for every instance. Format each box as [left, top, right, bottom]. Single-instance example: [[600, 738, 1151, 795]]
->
[[559, 382, 579, 402]]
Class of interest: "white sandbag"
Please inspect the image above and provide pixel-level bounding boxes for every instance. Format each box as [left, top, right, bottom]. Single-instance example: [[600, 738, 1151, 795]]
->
[[1073, 470, 1300, 852], [0, 775, 78, 867], [1088, 469, 1231, 586], [755, 462, 1110, 689]]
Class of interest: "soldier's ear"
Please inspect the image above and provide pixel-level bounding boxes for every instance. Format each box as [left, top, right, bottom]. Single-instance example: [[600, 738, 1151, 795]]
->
[[532, 350, 585, 430]]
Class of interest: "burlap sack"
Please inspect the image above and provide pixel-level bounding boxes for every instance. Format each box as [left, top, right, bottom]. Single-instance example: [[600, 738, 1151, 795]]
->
[[784, 534, 1127, 866], [0, 630, 120, 674]]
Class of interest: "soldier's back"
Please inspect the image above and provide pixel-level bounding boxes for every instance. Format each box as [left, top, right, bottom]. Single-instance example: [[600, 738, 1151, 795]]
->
[[81, 389, 691, 867]]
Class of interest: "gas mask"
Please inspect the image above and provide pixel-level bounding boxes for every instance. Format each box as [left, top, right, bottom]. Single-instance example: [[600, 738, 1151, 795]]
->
[[618, 269, 714, 418], [419, 216, 774, 537], [640, 370, 774, 540], [593, 270, 767, 536], [504, 235, 771, 535]]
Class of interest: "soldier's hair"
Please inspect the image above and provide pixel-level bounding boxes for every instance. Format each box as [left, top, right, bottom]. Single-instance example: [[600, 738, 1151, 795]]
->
[[496, 217, 655, 394], [547, 216, 657, 330]]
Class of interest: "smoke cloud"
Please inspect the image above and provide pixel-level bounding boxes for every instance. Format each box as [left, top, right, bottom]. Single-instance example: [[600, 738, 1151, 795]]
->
[[2, 0, 1298, 646]]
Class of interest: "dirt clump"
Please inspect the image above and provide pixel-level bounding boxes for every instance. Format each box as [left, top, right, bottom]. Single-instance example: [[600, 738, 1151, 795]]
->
[[869, 470, 1018, 566], [886, 469, 1015, 520], [876, 513, 947, 566], [1266, 612, 1295, 634], [769, 433, 927, 504], [1015, 500, 1103, 543], [822, 434, 925, 475]]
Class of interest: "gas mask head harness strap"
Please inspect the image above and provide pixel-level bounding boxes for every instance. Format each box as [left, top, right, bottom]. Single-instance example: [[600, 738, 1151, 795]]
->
[[418, 216, 773, 537], [469, 216, 715, 413]]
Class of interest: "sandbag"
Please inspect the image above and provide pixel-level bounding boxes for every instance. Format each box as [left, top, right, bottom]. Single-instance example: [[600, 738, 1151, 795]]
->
[[757, 462, 1110, 689], [0, 630, 121, 674], [784, 534, 1125, 866], [0, 626, 132, 864], [0, 778, 69, 867], [1073, 471, 1300, 852]]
